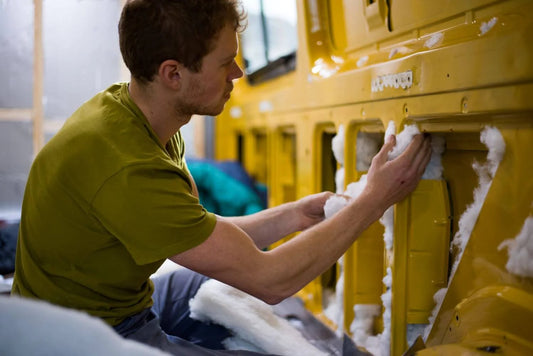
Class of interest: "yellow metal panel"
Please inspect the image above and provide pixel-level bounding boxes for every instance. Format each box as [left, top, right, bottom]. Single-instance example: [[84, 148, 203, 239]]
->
[[389, 0, 501, 32], [243, 128, 268, 185], [343, 222, 385, 332], [426, 126, 533, 353], [269, 126, 297, 207], [420, 286, 533, 355], [342, 122, 387, 334], [406, 181, 450, 323], [392, 180, 451, 354], [314, 123, 337, 194], [313, 123, 339, 319]]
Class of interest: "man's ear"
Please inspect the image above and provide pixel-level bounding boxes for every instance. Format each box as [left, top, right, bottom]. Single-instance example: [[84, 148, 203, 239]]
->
[[158, 59, 183, 90]]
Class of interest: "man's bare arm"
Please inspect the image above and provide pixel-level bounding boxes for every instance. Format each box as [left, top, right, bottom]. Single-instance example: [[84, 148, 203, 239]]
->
[[222, 191, 333, 249], [171, 134, 431, 304]]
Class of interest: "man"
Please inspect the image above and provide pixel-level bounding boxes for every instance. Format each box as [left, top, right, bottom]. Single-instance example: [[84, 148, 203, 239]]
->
[[12, 0, 432, 355]]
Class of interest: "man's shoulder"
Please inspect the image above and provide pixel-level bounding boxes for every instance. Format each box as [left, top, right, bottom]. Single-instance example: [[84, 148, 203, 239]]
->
[[67, 82, 132, 127], [51, 83, 153, 155], [32, 83, 164, 194]]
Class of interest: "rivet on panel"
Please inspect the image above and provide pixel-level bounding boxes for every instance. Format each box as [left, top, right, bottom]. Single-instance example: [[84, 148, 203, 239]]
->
[[403, 104, 409, 118], [461, 97, 468, 114], [361, 108, 366, 117], [433, 218, 448, 225]]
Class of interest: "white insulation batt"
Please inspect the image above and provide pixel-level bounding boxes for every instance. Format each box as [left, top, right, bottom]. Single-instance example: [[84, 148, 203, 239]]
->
[[189, 279, 327, 356]]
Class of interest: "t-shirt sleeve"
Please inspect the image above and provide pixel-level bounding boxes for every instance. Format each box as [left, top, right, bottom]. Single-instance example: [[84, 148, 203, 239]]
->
[[90, 162, 216, 265]]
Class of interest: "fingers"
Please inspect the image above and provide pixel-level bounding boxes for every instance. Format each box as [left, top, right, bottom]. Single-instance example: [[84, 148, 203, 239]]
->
[[393, 134, 432, 186], [409, 134, 432, 173], [396, 134, 431, 168], [415, 138, 433, 177], [319, 191, 335, 202], [384, 134, 396, 154], [372, 134, 396, 166], [400, 134, 425, 160], [335, 193, 351, 201]]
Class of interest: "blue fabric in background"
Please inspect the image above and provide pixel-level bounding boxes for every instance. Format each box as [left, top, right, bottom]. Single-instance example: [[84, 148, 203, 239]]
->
[[187, 159, 267, 217]]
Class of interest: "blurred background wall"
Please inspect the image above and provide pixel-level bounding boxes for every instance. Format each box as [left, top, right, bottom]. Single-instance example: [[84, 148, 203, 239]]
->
[[0, 0, 210, 221]]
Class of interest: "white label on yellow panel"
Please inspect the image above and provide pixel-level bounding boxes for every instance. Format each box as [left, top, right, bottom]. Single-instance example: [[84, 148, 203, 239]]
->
[[371, 70, 413, 92]]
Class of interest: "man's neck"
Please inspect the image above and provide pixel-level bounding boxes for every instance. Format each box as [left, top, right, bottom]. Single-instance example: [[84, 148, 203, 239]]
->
[[128, 78, 191, 145]]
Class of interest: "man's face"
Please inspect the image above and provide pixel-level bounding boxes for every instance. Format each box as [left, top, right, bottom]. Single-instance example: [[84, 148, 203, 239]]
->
[[176, 24, 243, 117]]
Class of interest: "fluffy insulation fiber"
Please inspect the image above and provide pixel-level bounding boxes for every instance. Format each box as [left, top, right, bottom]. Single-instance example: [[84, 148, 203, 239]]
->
[[499, 216, 533, 278], [189, 279, 327, 356]]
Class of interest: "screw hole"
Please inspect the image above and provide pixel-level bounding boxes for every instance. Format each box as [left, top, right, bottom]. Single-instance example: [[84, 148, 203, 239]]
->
[[476, 346, 501, 353]]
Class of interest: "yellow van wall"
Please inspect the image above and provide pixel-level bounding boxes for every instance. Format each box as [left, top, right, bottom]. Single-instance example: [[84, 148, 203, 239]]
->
[[215, 1, 533, 354]]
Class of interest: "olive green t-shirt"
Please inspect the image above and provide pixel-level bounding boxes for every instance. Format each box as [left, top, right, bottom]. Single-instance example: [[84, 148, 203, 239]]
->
[[12, 82, 217, 326]]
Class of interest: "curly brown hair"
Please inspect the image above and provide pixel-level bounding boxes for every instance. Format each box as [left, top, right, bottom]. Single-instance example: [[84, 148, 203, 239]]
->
[[119, 0, 246, 83]]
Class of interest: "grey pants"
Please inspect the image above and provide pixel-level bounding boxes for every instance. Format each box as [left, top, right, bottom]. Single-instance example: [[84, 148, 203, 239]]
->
[[113, 269, 278, 356]]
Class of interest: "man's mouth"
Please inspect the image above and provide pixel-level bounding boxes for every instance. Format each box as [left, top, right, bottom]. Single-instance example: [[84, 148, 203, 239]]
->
[[224, 85, 234, 100]]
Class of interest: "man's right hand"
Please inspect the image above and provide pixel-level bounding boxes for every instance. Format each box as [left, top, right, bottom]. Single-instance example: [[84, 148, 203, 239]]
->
[[364, 133, 432, 211]]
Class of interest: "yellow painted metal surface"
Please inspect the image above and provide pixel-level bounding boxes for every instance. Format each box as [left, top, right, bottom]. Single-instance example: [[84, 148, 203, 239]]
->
[[215, 0, 533, 354], [426, 128, 533, 353], [343, 222, 385, 329], [392, 180, 451, 352]]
